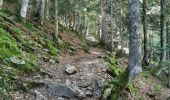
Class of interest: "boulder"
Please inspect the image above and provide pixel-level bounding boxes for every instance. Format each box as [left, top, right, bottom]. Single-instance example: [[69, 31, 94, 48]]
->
[[47, 80, 85, 99]]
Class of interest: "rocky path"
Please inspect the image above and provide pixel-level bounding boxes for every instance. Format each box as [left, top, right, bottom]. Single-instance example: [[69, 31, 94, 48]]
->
[[11, 47, 112, 100]]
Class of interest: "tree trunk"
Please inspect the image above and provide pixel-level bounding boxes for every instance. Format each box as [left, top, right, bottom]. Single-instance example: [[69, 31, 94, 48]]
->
[[54, 0, 58, 39], [166, 19, 170, 87], [160, 0, 166, 63], [40, 0, 45, 25], [142, 0, 150, 66], [126, 0, 142, 81], [100, 0, 105, 46], [106, 1, 142, 99], [20, 0, 29, 18], [110, 0, 114, 51], [45, 0, 50, 20], [35, 0, 41, 17], [0, 0, 3, 10]]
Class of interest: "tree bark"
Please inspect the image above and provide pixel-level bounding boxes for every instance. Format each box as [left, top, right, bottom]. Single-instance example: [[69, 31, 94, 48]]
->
[[160, 0, 166, 63], [40, 0, 45, 25], [126, 0, 142, 81], [100, 0, 105, 46], [0, 0, 3, 10], [142, 0, 150, 66], [35, 0, 41, 17], [20, 0, 29, 18], [166, 19, 170, 87], [45, 0, 50, 20], [54, 0, 58, 39], [110, 0, 114, 51]]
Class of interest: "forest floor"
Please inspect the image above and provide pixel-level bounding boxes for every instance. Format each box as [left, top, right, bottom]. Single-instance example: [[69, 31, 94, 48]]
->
[[9, 45, 112, 100], [9, 33, 170, 100]]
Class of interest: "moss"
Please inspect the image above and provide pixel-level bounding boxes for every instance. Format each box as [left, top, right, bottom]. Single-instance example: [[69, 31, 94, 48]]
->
[[104, 52, 123, 77], [127, 82, 137, 95], [139, 71, 150, 79], [43, 35, 58, 56], [154, 84, 161, 93], [0, 28, 20, 59], [106, 72, 129, 100], [44, 43, 58, 56]]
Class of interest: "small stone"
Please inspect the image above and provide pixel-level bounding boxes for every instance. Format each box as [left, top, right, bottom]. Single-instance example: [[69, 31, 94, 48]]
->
[[57, 97, 65, 100], [34, 75, 41, 79], [85, 91, 93, 97], [65, 65, 77, 75], [49, 59, 55, 64], [10, 56, 25, 65]]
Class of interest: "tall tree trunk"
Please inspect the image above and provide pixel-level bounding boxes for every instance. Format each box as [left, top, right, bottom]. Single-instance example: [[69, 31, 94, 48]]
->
[[126, 0, 142, 81], [20, 0, 29, 18], [45, 0, 50, 20], [110, 0, 114, 51], [120, 3, 123, 49], [107, 0, 142, 99], [142, 0, 149, 66], [35, 0, 41, 17], [166, 19, 170, 87], [54, 0, 58, 39], [40, 0, 45, 25], [0, 0, 3, 10], [160, 0, 166, 63], [100, 0, 105, 46]]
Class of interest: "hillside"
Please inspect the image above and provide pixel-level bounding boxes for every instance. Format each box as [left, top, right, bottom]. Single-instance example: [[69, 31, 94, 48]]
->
[[0, 0, 170, 100]]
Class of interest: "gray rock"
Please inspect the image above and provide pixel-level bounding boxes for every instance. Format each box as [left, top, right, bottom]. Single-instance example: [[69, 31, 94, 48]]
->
[[56, 97, 65, 100], [47, 80, 85, 99], [49, 59, 55, 64], [66, 80, 85, 98], [85, 91, 93, 97], [30, 90, 47, 100], [77, 76, 92, 88], [10, 56, 25, 65], [65, 65, 77, 75]]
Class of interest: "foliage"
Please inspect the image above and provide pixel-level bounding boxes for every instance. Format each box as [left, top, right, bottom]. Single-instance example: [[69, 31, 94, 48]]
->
[[104, 52, 124, 77]]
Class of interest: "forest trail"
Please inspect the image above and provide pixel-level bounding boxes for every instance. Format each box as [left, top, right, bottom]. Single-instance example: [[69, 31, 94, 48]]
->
[[10, 46, 112, 100]]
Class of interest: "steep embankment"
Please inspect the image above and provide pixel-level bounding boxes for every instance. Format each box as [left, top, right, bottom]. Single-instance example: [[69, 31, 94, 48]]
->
[[0, 11, 59, 99]]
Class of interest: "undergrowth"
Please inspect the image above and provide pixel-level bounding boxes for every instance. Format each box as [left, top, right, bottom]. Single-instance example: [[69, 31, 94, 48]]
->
[[103, 52, 137, 100]]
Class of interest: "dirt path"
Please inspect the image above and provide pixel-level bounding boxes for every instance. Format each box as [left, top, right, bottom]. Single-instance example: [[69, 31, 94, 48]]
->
[[10, 47, 111, 100]]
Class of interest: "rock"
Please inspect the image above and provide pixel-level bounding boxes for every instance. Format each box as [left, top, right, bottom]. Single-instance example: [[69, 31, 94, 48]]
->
[[47, 82, 75, 99], [34, 75, 41, 79], [47, 80, 85, 99], [66, 79, 85, 98], [49, 59, 55, 64], [77, 76, 92, 88], [10, 56, 25, 65], [85, 91, 93, 97], [65, 65, 77, 75], [30, 90, 47, 100], [56, 97, 65, 100]]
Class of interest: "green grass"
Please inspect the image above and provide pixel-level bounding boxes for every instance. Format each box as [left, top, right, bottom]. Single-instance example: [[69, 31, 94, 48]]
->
[[0, 28, 20, 59]]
